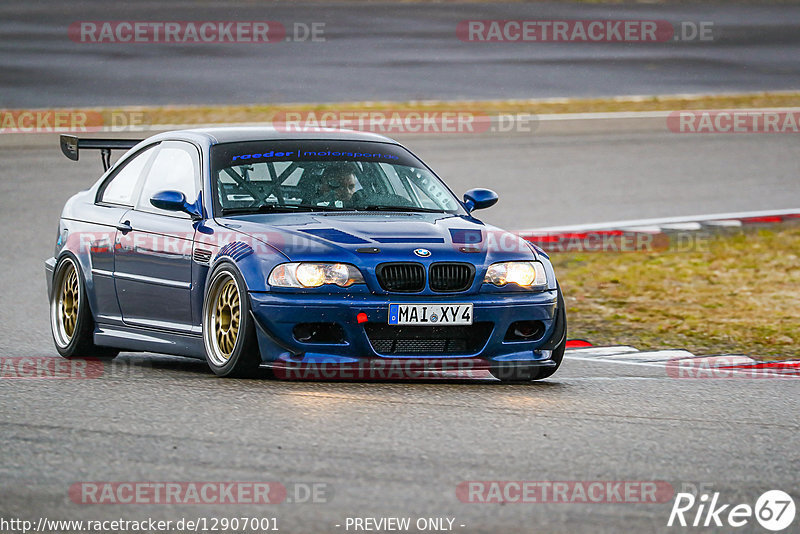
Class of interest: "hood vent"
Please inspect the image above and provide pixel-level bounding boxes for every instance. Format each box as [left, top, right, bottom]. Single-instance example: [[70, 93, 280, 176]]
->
[[374, 237, 445, 244], [300, 228, 369, 244]]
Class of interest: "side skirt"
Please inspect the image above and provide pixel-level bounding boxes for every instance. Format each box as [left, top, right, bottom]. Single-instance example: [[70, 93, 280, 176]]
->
[[94, 323, 206, 359]]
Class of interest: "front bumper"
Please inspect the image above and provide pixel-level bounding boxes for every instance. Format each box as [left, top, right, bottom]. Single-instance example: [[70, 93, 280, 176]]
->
[[45, 257, 56, 298], [248, 289, 563, 367]]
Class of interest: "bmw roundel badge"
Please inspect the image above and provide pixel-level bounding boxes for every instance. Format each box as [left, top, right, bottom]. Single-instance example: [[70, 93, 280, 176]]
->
[[414, 248, 432, 257]]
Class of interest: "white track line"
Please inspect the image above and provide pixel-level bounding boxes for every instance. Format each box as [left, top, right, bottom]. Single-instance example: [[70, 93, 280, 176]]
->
[[564, 355, 669, 369], [566, 354, 800, 379], [566, 346, 639, 356], [565, 377, 661, 381], [588, 350, 696, 362], [520, 208, 800, 234]]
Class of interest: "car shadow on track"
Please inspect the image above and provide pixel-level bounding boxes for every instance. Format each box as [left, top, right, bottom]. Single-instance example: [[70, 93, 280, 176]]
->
[[102, 354, 570, 387]]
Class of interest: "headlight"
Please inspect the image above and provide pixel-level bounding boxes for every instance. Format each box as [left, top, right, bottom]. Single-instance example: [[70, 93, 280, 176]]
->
[[484, 261, 547, 288], [268, 262, 365, 288]]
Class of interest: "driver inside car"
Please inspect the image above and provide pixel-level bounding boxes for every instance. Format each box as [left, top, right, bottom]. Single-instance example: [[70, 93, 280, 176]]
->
[[318, 163, 363, 206]]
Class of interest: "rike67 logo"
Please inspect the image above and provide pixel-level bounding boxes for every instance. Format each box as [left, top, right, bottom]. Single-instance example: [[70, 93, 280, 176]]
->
[[668, 489, 795, 531]]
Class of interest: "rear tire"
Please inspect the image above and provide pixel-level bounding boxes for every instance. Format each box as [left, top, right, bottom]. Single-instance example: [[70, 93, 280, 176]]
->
[[50, 256, 118, 359], [490, 287, 567, 382], [202, 262, 262, 377]]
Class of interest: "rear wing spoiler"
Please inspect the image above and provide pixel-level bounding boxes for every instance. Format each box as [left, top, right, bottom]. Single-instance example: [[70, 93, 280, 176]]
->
[[60, 134, 143, 171]]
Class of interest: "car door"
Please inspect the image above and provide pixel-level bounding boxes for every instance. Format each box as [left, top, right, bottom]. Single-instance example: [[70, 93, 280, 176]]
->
[[88, 143, 159, 323], [114, 141, 201, 332]]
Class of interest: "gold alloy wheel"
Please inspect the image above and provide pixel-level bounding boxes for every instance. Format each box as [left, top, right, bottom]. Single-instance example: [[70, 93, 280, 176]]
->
[[51, 259, 80, 348], [204, 272, 241, 366]]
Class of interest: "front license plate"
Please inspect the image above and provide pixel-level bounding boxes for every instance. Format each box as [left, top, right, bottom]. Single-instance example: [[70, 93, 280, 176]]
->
[[388, 304, 473, 326]]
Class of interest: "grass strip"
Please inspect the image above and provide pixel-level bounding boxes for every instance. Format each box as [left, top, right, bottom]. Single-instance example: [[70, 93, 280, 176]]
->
[[551, 224, 800, 359]]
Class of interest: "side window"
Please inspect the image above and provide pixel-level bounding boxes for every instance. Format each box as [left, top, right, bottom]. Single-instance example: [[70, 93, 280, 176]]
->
[[136, 141, 201, 217], [98, 145, 157, 206]]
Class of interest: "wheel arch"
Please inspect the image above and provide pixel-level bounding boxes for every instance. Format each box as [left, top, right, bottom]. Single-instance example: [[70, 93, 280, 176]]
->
[[53, 248, 101, 321], [207, 241, 282, 293], [52, 214, 112, 321]]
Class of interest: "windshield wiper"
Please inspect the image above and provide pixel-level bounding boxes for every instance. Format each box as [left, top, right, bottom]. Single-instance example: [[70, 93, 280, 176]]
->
[[221, 206, 298, 216], [220, 204, 350, 216], [357, 205, 447, 213]]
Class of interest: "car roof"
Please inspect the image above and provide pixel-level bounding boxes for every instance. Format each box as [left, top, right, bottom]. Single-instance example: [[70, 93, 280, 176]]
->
[[152, 126, 399, 146]]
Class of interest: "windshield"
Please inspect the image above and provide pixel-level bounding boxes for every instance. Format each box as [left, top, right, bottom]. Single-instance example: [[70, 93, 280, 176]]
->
[[210, 140, 465, 216]]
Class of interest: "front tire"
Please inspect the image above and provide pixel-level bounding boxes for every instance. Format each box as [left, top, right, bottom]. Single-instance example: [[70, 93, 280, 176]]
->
[[202, 263, 262, 377], [533, 288, 568, 381], [490, 287, 567, 382], [50, 256, 118, 359]]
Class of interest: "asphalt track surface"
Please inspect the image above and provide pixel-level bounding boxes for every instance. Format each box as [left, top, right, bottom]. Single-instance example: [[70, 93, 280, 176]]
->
[[1, 132, 799, 532], [3, 1, 800, 106]]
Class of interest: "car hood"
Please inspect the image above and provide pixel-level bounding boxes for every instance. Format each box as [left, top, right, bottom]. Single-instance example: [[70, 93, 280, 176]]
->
[[216, 212, 537, 265]]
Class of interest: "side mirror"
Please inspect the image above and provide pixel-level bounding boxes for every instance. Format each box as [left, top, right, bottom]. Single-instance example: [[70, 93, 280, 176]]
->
[[463, 188, 499, 213], [150, 190, 202, 219]]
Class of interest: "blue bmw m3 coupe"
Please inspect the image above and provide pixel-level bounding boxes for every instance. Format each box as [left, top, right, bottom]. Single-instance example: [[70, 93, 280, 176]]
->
[[46, 128, 566, 381]]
